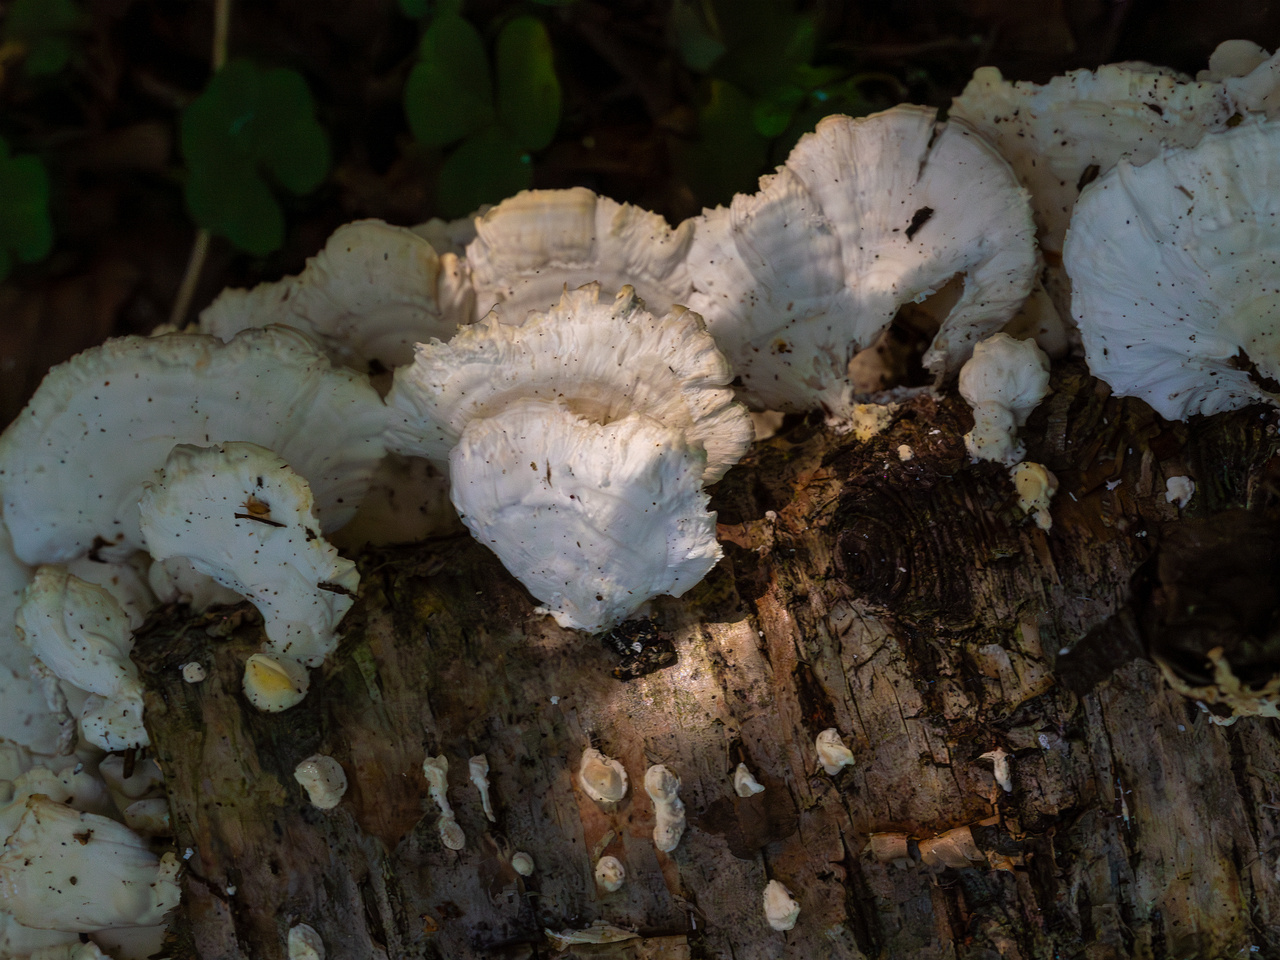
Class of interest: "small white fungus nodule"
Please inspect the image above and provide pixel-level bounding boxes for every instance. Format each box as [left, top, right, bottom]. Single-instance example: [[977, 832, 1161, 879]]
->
[[294, 755, 348, 810], [733, 763, 766, 797], [815, 728, 856, 776], [469, 754, 495, 822], [180, 661, 206, 683], [978, 747, 1014, 793], [511, 851, 534, 876], [762, 879, 800, 931], [594, 855, 626, 892], [422, 754, 465, 850], [578, 748, 628, 804], [1011, 462, 1058, 531], [1166, 476, 1196, 509], [959, 333, 1051, 466], [288, 921, 325, 960], [643, 764, 686, 853]]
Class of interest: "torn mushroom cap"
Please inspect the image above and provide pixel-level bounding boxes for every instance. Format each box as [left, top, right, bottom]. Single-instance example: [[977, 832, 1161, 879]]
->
[[138, 442, 359, 676], [387, 283, 752, 484], [467, 187, 694, 323], [13, 567, 149, 753], [684, 105, 1036, 414], [1065, 119, 1280, 420], [594, 855, 626, 892], [294, 755, 348, 810], [762, 879, 800, 932], [450, 400, 721, 632], [643, 764, 686, 852], [733, 763, 765, 797], [578, 748, 628, 804], [0, 326, 388, 565], [199, 219, 475, 373], [0, 794, 181, 932], [815, 728, 855, 776], [959, 333, 1051, 466]]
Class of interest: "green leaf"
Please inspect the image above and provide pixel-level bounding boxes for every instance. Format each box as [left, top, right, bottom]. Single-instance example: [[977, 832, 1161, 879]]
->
[[3, 0, 84, 77], [673, 79, 769, 207], [404, 13, 493, 147], [710, 0, 815, 97], [436, 126, 532, 219], [669, 0, 724, 72], [179, 60, 330, 253], [495, 16, 560, 152], [751, 84, 804, 138], [0, 142, 54, 269]]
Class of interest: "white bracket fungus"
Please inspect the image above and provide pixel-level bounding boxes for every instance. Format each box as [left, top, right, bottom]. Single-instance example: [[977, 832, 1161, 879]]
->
[[815, 728, 856, 776], [593, 855, 626, 893], [138, 442, 360, 712], [422, 755, 465, 850], [762, 879, 800, 932], [978, 747, 1014, 793], [685, 105, 1036, 414], [388, 284, 751, 631], [466, 187, 694, 322], [1011, 463, 1058, 531], [288, 922, 326, 960], [14, 568, 148, 752], [148, 556, 242, 613], [917, 825, 986, 869], [510, 851, 534, 876], [199, 219, 475, 373], [643, 764, 686, 853], [469, 754, 495, 822], [293, 755, 348, 810], [578, 748, 628, 805], [1166, 476, 1196, 508], [0, 795, 181, 932], [0, 327, 388, 565], [733, 763, 765, 797], [959, 333, 1051, 466], [1065, 120, 1280, 419]]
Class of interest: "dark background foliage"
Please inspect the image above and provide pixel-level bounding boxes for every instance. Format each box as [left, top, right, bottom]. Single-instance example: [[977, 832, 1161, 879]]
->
[[1, 0, 1278, 425]]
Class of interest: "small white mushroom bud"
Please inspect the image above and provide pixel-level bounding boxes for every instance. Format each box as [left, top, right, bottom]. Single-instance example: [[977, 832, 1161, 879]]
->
[[762, 879, 800, 931], [1011, 462, 1058, 531], [511, 851, 534, 876], [959, 333, 1051, 465], [122, 797, 171, 836], [1165, 475, 1195, 509], [643, 764, 686, 853], [594, 855, 626, 892], [469, 754, 495, 822], [242, 652, 310, 713], [181, 661, 207, 683], [288, 922, 325, 960], [978, 747, 1014, 793], [422, 754, 465, 850], [733, 763, 766, 797], [578, 748, 628, 804], [293, 755, 348, 810], [897, 444, 914, 462], [815, 728, 856, 776]]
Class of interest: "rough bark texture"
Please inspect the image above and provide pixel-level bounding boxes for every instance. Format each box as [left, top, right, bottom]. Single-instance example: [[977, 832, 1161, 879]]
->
[[134, 362, 1280, 960]]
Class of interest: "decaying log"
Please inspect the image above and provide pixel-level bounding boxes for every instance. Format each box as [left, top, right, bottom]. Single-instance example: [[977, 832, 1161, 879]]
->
[[134, 361, 1280, 959]]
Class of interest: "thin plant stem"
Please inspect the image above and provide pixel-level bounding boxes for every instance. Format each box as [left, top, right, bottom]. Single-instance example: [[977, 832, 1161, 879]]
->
[[169, 0, 232, 327]]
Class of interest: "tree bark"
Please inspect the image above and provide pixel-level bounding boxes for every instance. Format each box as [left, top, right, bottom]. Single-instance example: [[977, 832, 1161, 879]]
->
[[135, 361, 1280, 960]]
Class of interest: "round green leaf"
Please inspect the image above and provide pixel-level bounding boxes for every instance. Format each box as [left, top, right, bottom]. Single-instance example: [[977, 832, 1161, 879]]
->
[[185, 157, 284, 256], [0, 151, 53, 265], [253, 68, 331, 194], [495, 16, 560, 152], [404, 13, 493, 147], [751, 84, 804, 138], [436, 126, 532, 219]]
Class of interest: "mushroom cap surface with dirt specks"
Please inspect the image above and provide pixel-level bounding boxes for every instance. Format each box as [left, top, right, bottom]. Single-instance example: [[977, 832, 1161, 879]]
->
[[1064, 118, 1280, 420], [684, 104, 1037, 414]]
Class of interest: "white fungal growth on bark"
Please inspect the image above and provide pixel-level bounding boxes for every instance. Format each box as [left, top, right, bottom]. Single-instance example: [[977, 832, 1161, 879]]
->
[[578, 748, 628, 804], [733, 763, 765, 797], [762, 879, 800, 931], [594, 855, 626, 892], [288, 922, 326, 960], [511, 851, 534, 876], [815, 728, 856, 776], [469, 754, 495, 822], [959, 333, 1051, 465], [422, 755, 464, 850], [978, 747, 1014, 793], [643, 764, 686, 852], [180, 662, 206, 683], [293, 755, 348, 810], [1166, 476, 1196, 508], [1011, 462, 1058, 531]]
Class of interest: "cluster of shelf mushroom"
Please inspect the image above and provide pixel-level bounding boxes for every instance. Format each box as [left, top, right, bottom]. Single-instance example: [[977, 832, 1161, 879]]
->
[[0, 36, 1278, 956]]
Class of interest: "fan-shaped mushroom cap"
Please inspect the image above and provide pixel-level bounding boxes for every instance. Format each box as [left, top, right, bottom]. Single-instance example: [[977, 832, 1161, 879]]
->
[[1064, 119, 1280, 420], [0, 327, 388, 565], [685, 105, 1036, 413], [138, 442, 359, 675], [0, 795, 181, 932], [578, 748, 628, 804], [199, 219, 475, 372], [387, 283, 751, 483], [467, 188, 694, 323], [452, 401, 721, 632]]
